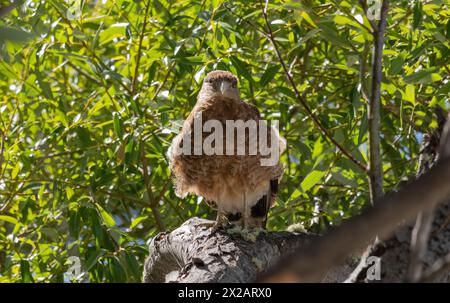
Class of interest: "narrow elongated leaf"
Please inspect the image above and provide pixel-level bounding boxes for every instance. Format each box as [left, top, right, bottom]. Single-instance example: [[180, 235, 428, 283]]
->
[[301, 170, 326, 192]]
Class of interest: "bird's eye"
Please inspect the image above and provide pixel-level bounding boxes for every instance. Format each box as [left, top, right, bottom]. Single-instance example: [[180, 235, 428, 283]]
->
[[232, 83, 237, 88]]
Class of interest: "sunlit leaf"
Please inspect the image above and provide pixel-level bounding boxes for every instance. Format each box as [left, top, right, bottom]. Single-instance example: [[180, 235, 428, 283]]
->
[[301, 170, 326, 192]]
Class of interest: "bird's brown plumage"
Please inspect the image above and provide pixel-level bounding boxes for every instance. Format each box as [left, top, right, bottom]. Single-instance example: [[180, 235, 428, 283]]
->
[[168, 70, 285, 229]]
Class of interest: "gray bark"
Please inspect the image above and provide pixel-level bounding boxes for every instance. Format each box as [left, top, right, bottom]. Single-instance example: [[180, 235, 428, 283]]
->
[[143, 218, 318, 283], [344, 199, 450, 283], [143, 201, 449, 283]]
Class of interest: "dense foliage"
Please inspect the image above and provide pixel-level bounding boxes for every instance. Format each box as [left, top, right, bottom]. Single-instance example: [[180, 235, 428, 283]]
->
[[0, 0, 448, 282]]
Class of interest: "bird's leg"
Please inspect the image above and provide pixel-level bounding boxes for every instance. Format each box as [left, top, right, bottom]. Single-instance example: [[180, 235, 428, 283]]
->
[[211, 211, 228, 233], [196, 210, 228, 233]]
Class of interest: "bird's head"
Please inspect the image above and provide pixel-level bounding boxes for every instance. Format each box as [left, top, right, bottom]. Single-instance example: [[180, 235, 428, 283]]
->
[[199, 70, 239, 101]]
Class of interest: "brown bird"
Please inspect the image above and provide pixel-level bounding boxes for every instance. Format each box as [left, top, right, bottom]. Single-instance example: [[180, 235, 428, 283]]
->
[[167, 70, 285, 230]]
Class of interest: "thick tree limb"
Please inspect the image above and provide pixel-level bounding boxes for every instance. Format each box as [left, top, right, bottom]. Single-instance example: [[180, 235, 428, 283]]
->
[[345, 198, 449, 283], [258, 157, 450, 282], [143, 218, 317, 283], [420, 253, 450, 283], [142, 196, 450, 283]]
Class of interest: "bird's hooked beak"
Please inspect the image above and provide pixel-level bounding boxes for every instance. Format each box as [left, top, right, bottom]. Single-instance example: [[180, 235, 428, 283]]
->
[[219, 80, 231, 95]]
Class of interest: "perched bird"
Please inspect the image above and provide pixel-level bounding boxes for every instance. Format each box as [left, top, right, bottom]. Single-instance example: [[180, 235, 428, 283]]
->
[[167, 70, 285, 230]]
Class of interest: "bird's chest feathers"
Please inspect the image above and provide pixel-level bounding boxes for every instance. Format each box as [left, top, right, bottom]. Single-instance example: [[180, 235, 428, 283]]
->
[[173, 96, 275, 212]]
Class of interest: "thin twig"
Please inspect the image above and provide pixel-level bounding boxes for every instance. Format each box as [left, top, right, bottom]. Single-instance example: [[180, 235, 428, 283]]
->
[[131, 0, 151, 95], [140, 140, 165, 231], [0, 130, 4, 177], [66, 61, 102, 86], [358, 0, 377, 30], [49, 2, 132, 95], [223, 3, 269, 39], [359, 41, 370, 102], [388, 8, 412, 29]]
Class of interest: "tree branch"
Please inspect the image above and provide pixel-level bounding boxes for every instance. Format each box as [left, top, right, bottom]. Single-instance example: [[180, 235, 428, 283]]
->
[[368, 0, 388, 205], [258, 155, 450, 282], [131, 0, 151, 96], [408, 110, 450, 281], [140, 140, 165, 232], [143, 217, 317, 282], [346, 0, 389, 282], [407, 210, 435, 281], [358, 0, 377, 30], [419, 253, 450, 283], [258, 0, 368, 173]]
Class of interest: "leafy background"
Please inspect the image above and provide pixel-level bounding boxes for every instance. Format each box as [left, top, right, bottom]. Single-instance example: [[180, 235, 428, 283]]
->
[[0, 0, 448, 282]]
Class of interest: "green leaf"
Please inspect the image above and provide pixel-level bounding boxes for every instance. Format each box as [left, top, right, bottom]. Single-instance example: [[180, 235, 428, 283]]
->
[[333, 15, 363, 29], [20, 260, 34, 283], [55, 109, 69, 128], [318, 23, 351, 49], [66, 187, 75, 200], [0, 27, 33, 43], [123, 252, 141, 281], [299, 11, 317, 28], [11, 161, 21, 179], [68, 211, 81, 238], [331, 171, 357, 187], [446, 19, 450, 39], [99, 23, 128, 45], [404, 84, 415, 104], [36, 71, 54, 100], [147, 61, 158, 87], [96, 204, 116, 227], [0, 215, 19, 225], [230, 56, 253, 83], [40, 227, 59, 241], [277, 86, 296, 99], [301, 170, 326, 192], [413, 2, 423, 30], [289, 189, 302, 201], [109, 257, 127, 282], [75, 127, 92, 147], [113, 113, 124, 140], [85, 249, 107, 271], [404, 70, 441, 84], [437, 82, 450, 95], [260, 65, 280, 86], [390, 55, 404, 75], [130, 216, 148, 229], [179, 56, 204, 65]]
